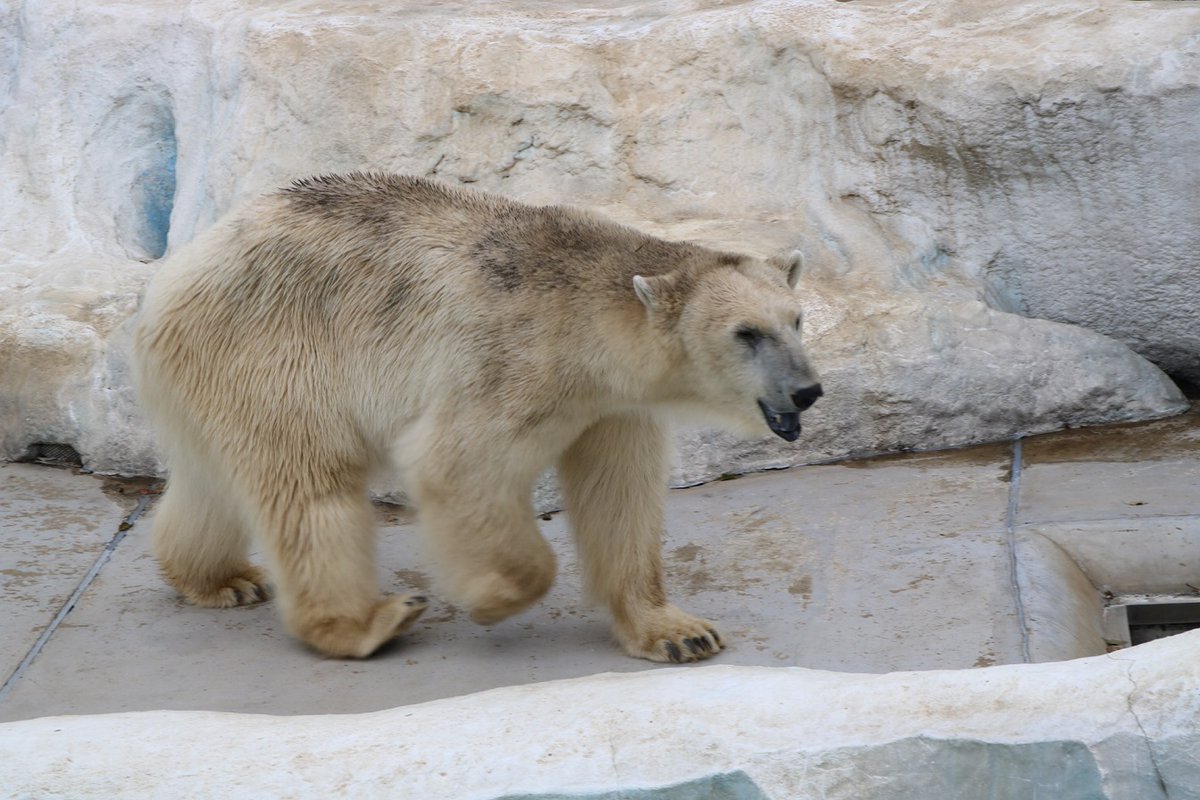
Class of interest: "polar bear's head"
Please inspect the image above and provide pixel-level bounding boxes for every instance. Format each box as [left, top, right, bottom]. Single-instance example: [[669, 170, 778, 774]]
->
[[633, 251, 822, 442]]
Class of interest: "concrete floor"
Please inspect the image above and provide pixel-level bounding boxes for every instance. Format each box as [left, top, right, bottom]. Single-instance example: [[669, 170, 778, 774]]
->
[[1, 405, 1197, 723]]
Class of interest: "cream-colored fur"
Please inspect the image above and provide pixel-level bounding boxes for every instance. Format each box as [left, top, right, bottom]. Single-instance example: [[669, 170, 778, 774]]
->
[[133, 173, 820, 662]]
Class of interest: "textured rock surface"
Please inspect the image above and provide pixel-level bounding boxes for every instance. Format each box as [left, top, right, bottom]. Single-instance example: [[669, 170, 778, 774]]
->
[[1, 631, 1197, 799], [1, 0, 1194, 481]]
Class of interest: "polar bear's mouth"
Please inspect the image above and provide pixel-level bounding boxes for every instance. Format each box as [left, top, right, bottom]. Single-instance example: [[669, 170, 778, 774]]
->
[[757, 400, 801, 442]]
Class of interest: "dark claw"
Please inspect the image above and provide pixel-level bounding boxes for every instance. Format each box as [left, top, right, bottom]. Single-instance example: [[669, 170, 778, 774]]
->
[[664, 641, 683, 662], [708, 628, 722, 646], [683, 637, 700, 654], [695, 636, 713, 652]]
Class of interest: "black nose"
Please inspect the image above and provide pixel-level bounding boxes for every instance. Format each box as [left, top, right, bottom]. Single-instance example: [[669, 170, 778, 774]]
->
[[791, 383, 823, 412]]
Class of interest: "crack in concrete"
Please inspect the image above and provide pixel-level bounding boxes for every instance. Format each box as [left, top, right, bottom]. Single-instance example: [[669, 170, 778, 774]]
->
[[1107, 650, 1171, 799], [0, 493, 152, 705], [605, 726, 622, 785]]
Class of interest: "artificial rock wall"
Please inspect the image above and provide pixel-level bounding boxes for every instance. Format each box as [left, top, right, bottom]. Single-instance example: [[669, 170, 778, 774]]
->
[[1, 0, 1196, 484]]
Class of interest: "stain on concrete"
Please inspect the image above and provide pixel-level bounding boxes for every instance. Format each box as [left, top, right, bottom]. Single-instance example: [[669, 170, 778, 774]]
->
[[726, 506, 774, 532], [666, 541, 716, 598], [890, 574, 934, 594], [685, 568, 713, 594], [1022, 402, 1198, 464], [671, 543, 702, 563], [838, 440, 1014, 482], [99, 475, 163, 514], [423, 604, 460, 624], [789, 575, 814, 611], [393, 568, 432, 592], [30, 511, 97, 533], [788, 575, 813, 599], [839, 440, 1013, 469], [373, 500, 412, 525]]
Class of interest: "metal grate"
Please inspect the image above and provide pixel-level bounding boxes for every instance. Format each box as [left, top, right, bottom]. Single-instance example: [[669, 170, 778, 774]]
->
[[20, 442, 83, 466]]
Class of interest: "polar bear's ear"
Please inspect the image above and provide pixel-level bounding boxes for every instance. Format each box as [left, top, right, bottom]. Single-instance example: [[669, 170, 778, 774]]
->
[[769, 250, 804, 289], [632, 273, 677, 311]]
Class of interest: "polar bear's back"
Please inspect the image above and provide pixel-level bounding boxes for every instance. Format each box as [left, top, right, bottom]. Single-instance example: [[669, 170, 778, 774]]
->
[[132, 174, 697, 459]]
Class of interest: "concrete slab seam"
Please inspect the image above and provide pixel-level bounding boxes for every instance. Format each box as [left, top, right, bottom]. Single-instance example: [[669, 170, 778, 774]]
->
[[1005, 437, 1033, 663], [0, 493, 152, 706]]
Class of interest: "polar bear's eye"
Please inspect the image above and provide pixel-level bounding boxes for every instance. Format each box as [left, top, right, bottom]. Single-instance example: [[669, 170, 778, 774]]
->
[[735, 326, 764, 349]]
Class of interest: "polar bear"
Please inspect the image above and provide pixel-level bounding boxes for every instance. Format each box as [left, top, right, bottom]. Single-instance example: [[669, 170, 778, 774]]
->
[[133, 173, 821, 662]]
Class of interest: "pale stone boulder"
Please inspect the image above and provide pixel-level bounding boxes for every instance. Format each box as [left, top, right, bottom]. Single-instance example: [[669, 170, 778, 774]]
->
[[820, 2, 1200, 383], [1, 631, 1196, 798]]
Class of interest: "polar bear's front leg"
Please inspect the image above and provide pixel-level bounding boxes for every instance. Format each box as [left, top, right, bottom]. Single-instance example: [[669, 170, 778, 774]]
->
[[610, 604, 723, 664], [558, 412, 724, 663]]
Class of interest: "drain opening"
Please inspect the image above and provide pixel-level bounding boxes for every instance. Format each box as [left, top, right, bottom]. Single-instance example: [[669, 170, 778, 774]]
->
[[1105, 599, 1200, 650], [1126, 602, 1200, 645]]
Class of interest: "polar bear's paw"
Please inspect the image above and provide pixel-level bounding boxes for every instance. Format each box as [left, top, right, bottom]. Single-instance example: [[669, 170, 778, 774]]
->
[[179, 565, 274, 608], [615, 604, 724, 663], [296, 593, 428, 659]]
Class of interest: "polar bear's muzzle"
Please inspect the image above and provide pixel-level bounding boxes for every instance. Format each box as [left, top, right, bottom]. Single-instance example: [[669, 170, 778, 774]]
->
[[757, 384, 823, 442]]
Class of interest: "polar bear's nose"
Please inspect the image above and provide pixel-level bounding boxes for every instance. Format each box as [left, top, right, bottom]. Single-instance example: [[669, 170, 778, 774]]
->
[[791, 383, 823, 412]]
